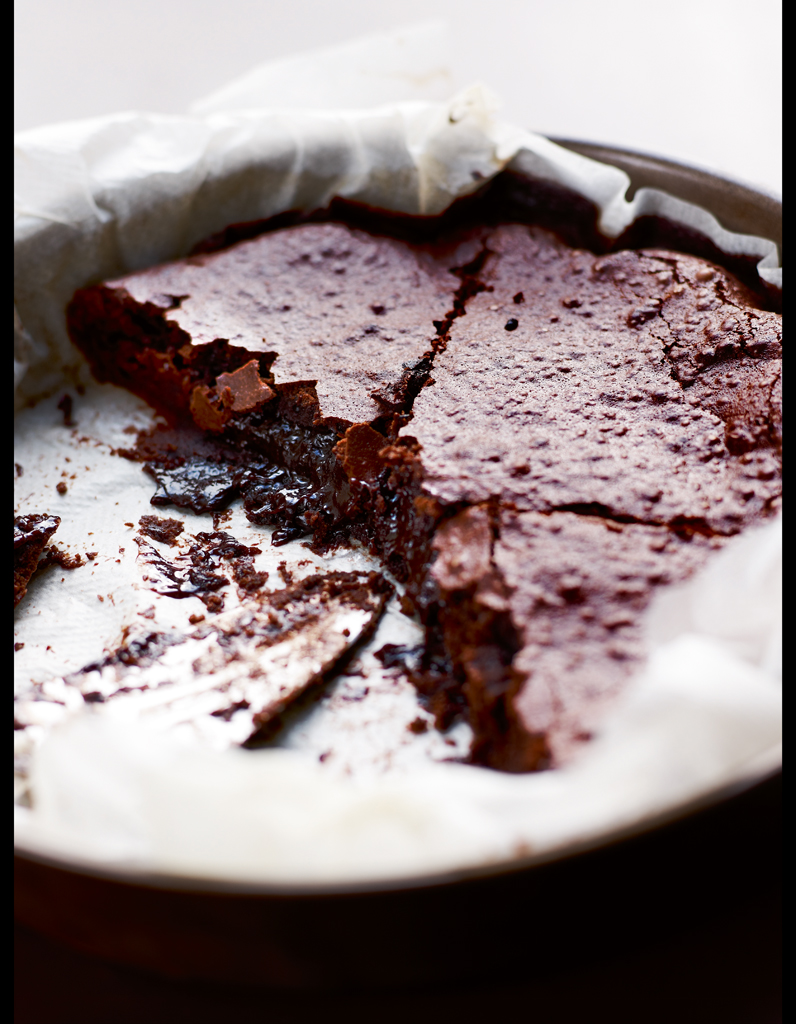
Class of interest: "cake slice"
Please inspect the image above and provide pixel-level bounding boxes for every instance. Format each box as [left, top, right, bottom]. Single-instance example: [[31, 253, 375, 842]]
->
[[68, 221, 481, 545], [68, 221, 480, 429]]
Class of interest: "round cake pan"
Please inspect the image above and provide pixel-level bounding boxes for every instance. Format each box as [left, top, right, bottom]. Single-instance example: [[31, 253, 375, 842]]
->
[[14, 142, 782, 989]]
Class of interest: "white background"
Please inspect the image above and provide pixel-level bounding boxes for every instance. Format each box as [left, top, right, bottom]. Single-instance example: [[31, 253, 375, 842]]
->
[[15, 0, 781, 194]]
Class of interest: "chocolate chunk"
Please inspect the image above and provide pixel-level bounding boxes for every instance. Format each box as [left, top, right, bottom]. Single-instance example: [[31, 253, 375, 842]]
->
[[145, 456, 240, 513]]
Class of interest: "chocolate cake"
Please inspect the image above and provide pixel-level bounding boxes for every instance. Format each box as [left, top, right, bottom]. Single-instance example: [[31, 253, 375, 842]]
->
[[14, 514, 60, 608], [66, 214, 782, 771]]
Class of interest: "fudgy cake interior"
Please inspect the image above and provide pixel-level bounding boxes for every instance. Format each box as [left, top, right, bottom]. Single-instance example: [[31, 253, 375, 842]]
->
[[67, 212, 782, 771], [14, 514, 60, 608]]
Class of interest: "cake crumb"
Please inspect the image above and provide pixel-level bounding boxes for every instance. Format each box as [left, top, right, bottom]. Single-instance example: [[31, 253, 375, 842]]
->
[[138, 515, 185, 546], [56, 394, 75, 426], [39, 546, 85, 571]]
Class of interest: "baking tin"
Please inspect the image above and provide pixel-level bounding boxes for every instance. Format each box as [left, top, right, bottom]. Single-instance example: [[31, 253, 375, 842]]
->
[[14, 142, 782, 989]]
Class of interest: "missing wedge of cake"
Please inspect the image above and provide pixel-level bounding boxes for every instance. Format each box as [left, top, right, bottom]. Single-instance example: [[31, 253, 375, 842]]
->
[[66, 217, 782, 772]]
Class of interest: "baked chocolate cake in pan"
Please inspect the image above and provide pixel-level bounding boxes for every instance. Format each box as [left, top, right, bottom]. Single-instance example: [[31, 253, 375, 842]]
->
[[67, 209, 782, 772]]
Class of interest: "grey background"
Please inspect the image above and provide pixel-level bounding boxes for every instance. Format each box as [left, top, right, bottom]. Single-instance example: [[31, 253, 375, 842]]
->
[[15, 0, 781, 194]]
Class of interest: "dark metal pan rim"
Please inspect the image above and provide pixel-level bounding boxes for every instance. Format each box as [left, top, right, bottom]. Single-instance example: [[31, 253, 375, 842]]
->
[[553, 137, 783, 204]]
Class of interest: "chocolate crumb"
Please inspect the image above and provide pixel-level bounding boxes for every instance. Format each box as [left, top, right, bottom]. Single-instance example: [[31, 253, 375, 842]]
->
[[513, 292, 524, 304], [57, 394, 75, 426], [504, 318, 519, 331], [56, 482, 68, 495], [408, 717, 429, 734], [138, 515, 185, 545], [38, 545, 85, 572], [375, 643, 424, 675], [212, 510, 233, 530], [211, 699, 251, 722], [14, 642, 24, 652], [230, 558, 269, 592], [188, 613, 205, 624]]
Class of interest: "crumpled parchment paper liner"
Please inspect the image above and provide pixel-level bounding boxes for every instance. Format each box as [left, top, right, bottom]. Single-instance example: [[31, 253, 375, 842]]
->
[[14, 30, 780, 405], [17, 517, 781, 884]]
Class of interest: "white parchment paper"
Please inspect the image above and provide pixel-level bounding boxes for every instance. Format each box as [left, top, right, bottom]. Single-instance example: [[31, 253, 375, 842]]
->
[[14, 29, 782, 884]]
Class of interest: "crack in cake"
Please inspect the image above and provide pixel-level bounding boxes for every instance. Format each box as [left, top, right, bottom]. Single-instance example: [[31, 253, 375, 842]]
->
[[65, 209, 782, 772]]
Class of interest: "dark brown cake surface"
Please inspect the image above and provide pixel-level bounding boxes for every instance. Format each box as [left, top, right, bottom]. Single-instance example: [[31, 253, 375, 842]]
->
[[79, 222, 478, 429], [66, 217, 782, 771], [407, 224, 781, 530]]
